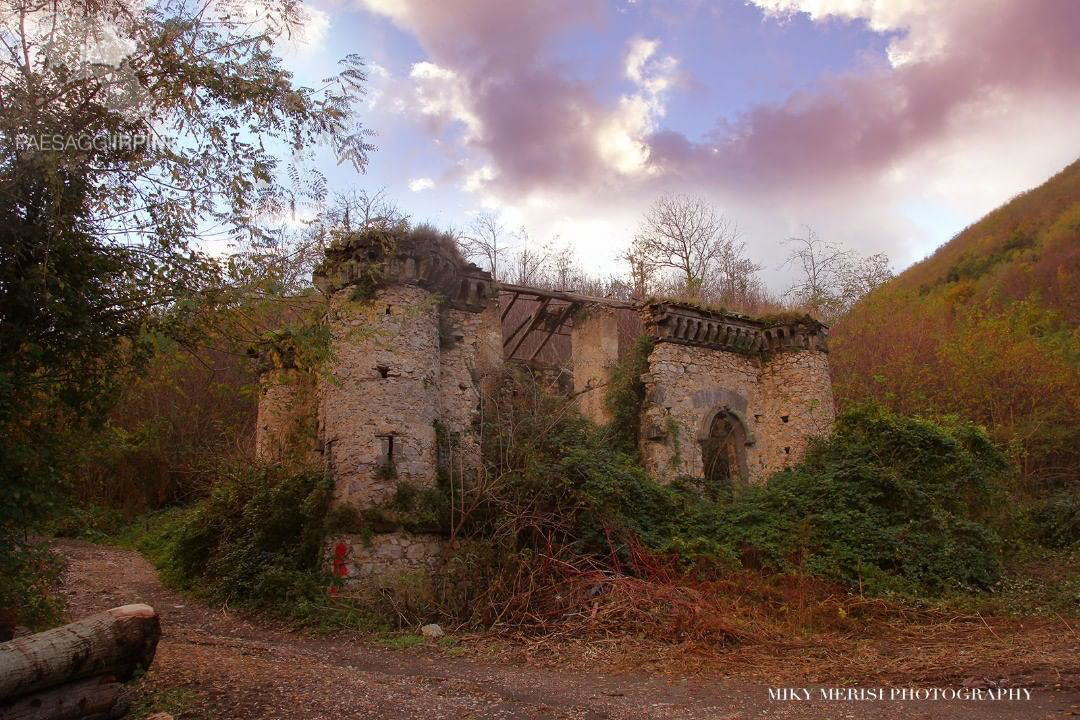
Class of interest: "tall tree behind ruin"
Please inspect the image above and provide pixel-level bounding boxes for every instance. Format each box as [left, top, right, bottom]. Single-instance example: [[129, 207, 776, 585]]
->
[[461, 211, 513, 281], [630, 193, 764, 306], [782, 227, 893, 322]]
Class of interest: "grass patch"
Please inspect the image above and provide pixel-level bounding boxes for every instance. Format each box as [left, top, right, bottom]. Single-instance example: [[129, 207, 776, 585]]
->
[[376, 632, 425, 649], [129, 688, 200, 720]]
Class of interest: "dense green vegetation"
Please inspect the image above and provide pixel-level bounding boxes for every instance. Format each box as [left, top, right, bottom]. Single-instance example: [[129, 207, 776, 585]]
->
[[477, 377, 1011, 599]]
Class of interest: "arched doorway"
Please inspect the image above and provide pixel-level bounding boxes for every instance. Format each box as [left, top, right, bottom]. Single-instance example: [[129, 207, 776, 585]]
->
[[700, 408, 751, 490]]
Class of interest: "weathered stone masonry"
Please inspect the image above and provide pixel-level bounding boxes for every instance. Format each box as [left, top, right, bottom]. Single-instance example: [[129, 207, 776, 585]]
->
[[256, 230, 502, 582], [254, 233, 836, 582], [637, 302, 834, 485]]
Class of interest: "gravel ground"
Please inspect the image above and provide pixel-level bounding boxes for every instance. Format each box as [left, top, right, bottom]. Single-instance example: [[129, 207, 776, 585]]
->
[[56, 539, 1080, 720]]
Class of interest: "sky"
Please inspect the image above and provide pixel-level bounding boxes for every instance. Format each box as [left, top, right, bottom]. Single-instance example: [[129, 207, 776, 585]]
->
[[281, 0, 1080, 289]]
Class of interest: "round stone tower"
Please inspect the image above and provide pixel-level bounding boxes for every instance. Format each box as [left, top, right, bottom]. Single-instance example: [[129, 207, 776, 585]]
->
[[311, 227, 499, 582]]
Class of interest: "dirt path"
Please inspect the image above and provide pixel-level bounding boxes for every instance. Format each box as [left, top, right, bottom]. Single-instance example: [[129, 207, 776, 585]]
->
[[57, 539, 1079, 720]]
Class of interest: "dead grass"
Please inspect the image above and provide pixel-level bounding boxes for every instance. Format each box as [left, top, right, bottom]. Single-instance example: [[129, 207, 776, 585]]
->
[[441, 548, 1080, 689], [455, 611, 1079, 689]]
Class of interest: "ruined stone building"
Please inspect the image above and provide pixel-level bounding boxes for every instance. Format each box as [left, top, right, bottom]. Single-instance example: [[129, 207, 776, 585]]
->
[[253, 230, 835, 583]]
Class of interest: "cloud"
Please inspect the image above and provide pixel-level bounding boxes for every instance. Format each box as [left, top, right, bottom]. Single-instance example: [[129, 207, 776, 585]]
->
[[407, 61, 482, 139], [356, 0, 619, 192], [408, 177, 435, 192], [597, 35, 679, 176], [357, 0, 1080, 288], [649, 0, 1080, 192]]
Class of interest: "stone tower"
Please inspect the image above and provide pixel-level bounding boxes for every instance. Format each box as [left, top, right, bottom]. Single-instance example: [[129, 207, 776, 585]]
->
[[286, 227, 502, 582]]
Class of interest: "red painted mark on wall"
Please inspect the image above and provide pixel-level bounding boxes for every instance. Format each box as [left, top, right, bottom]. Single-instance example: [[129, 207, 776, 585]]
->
[[333, 542, 349, 576], [329, 542, 350, 597]]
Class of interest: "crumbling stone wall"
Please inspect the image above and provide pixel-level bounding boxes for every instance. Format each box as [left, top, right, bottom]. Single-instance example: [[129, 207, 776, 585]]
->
[[571, 305, 623, 425], [254, 368, 317, 462], [639, 303, 834, 485], [438, 303, 504, 479], [321, 284, 441, 509], [757, 348, 835, 474], [254, 231, 837, 583], [640, 342, 763, 480], [284, 227, 501, 587]]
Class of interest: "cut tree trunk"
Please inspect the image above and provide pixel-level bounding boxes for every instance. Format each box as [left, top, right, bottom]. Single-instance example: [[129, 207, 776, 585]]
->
[[0, 676, 128, 720], [0, 604, 159, 702]]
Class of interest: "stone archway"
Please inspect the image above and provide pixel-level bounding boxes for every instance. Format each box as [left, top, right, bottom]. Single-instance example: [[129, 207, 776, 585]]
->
[[699, 406, 753, 487]]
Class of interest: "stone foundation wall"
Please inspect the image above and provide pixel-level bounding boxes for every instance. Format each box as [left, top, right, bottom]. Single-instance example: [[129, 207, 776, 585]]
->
[[331, 532, 444, 581], [320, 284, 441, 509], [254, 368, 317, 462]]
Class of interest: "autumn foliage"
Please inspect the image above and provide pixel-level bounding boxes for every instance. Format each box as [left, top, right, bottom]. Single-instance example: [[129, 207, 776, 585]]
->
[[831, 158, 1080, 487]]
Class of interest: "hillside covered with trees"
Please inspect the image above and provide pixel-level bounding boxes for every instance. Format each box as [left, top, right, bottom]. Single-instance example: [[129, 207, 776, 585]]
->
[[832, 159, 1080, 497]]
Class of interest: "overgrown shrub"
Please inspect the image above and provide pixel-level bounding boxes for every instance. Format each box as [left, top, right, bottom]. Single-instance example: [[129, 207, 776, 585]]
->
[[691, 405, 1010, 595], [465, 378, 1010, 602], [603, 334, 654, 456], [0, 543, 65, 630], [1029, 490, 1080, 549], [149, 463, 337, 616], [466, 369, 682, 557]]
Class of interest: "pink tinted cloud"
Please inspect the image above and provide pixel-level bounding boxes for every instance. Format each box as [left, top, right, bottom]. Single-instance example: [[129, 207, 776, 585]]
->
[[361, 0, 608, 192], [649, 0, 1080, 190], [365, 0, 1080, 197]]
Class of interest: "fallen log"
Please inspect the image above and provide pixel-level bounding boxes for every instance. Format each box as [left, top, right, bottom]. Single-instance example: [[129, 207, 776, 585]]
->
[[0, 604, 160, 702], [0, 676, 128, 720]]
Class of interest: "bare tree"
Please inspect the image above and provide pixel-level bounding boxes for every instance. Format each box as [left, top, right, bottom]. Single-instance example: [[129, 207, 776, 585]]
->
[[707, 236, 765, 309], [551, 242, 579, 289], [319, 188, 406, 233], [630, 193, 746, 299], [621, 246, 656, 298], [460, 211, 512, 281], [234, 188, 406, 293], [782, 227, 892, 321], [507, 232, 554, 287]]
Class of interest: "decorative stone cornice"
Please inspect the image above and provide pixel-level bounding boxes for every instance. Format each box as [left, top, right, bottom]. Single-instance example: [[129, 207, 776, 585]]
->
[[313, 229, 495, 312], [641, 301, 828, 355]]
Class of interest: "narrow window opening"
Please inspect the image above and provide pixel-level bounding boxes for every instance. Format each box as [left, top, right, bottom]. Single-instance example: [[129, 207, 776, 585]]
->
[[377, 365, 389, 378], [781, 415, 789, 423], [784, 447, 791, 455], [385, 305, 392, 315], [375, 435, 398, 479]]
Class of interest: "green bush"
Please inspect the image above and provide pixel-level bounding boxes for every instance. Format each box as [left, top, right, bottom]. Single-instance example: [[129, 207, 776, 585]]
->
[[1029, 490, 1080, 549], [476, 380, 1010, 599], [693, 405, 1010, 595], [150, 464, 336, 616], [0, 543, 65, 630]]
